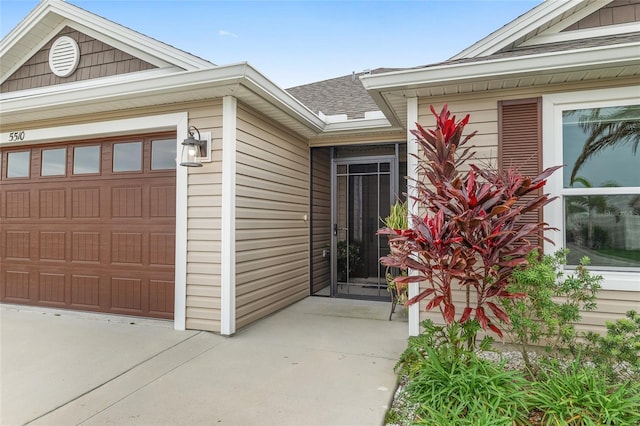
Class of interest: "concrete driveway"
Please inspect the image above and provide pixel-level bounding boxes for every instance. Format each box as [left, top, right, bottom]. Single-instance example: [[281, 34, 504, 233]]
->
[[1, 297, 408, 426]]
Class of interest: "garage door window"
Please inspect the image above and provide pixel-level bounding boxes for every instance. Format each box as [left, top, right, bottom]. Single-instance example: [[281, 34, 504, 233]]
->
[[151, 139, 176, 170], [113, 142, 142, 172], [41, 148, 66, 176], [73, 145, 100, 174], [7, 151, 30, 178]]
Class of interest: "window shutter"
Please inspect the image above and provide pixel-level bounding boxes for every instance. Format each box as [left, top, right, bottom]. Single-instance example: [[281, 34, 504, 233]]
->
[[498, 98, 542, 247]]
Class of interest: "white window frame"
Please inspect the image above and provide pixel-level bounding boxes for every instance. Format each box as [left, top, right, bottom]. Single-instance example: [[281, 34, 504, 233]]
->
[[543, 86, 640, 292]]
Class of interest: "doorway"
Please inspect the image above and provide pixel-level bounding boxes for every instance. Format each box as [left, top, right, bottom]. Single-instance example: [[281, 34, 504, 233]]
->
[[310, 144, 406, 300], [332, 156, 396, 299]]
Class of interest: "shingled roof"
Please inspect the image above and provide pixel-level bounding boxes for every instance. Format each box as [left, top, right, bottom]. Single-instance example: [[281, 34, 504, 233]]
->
[[286, 68, 405, 119]]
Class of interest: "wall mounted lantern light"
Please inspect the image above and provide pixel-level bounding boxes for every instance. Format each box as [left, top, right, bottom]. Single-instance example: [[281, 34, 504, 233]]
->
[[180, 126, 207, 167]]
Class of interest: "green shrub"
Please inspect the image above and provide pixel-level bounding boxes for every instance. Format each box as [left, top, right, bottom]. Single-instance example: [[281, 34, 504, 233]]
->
[[501, 249, 601, 372], [403, 347, 530, 425], [582, 310, 640, 381], [529, 359, 640, 425], [394, 319, 492, 378]]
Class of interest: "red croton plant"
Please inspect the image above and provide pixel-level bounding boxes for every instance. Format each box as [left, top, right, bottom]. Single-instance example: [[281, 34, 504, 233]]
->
[[379, 104, 562, 338]]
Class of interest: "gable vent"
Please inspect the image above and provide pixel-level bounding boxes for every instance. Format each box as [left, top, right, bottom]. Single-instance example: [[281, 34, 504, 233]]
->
[[49, 36, 80, 77]]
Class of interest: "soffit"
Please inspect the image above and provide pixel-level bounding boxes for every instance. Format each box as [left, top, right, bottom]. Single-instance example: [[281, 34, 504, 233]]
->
[[0, 64, 325, 139], [364, 42, 640, 128]]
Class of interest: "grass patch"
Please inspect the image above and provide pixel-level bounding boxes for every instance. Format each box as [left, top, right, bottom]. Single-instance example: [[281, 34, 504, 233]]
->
[[595, 248, 640, 263]]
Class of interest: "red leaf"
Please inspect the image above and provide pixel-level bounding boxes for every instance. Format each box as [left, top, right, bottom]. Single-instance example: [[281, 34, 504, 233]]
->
[[488, 323, 504, 338], [406, 288, 435, 306], [487, 302, 511, 324], [475, 306, 489, 329], [459, 307, 473, 324], [497, 291, 526, 299], [444, 303, 455, 324], [425, 295, 444, 311]]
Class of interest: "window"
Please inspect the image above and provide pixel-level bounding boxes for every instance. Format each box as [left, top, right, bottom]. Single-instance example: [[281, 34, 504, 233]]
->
[[41, 148, 66, 176], [73, 145, 100, 174], [543, 87, 640, 291], [562, 105, 639, 270], [151, 139, 176, 170], [7, 151, 30, 178], [113, 142, 142, 172]]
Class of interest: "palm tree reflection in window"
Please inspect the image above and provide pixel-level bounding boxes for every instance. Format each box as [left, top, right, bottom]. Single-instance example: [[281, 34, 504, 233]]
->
[[569, 105, 640, 185]]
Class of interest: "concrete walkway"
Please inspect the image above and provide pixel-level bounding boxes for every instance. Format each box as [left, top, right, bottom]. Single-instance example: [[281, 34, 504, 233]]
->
[[1, 297, 408, 426]]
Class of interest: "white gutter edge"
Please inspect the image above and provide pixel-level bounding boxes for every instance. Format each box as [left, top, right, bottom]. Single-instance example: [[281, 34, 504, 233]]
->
[[361, 42, 640, 91]]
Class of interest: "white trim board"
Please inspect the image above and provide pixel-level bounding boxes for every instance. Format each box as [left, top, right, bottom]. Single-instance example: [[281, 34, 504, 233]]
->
[[220, 95, 237, 335], [406, 96, 420, 337]]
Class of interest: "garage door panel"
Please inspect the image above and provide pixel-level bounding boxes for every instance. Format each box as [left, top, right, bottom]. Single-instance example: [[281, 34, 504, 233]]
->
[[111, 232, 143, 264], [3, 271, 31, 301], [149, 280, 174, 314], [71, 275, 101, 307], [150, 185, 176, 217], [71, 232, 101, 262], [111, 277, 142, 311], [1, 133, 176, 319], [38, 273, 66, 304], [72, 187, 101, 217], [39, 188, 66, 218], [150, 233, 175, 265], [112, 186, 143, 217], [6, 231, 30, 259], [6, 190, 30, 217], [39, 231, 67, 260]]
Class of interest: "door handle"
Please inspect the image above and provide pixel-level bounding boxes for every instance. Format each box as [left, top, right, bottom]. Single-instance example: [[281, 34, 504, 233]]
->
[[333, 224, 347, 236]]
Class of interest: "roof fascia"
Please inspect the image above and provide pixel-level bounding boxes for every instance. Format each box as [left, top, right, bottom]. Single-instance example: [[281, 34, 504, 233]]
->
[[0, 0, 51, 54], [47, 0, 213, 70], [362, 42, 640, 92], [520, 21, 640, 47], [240, 66, 325, 131], [1, 0, 212, 76], [450, 0, 609, 59], [0, 63, 325, 136]]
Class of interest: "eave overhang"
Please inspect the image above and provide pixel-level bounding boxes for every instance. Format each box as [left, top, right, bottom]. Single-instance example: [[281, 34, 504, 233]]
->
[[0, 63, 326, 139], [361, 41, 640, 127]]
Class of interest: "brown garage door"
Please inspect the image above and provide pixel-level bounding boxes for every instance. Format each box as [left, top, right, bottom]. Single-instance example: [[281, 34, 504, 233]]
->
[[1, 133, 176, 319]]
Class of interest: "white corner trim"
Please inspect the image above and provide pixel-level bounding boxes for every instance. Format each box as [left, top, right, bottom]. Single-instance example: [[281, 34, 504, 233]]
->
[[221, 96, 237, 335], [174, 114, 189, 331], [406, 96, 420, 337]]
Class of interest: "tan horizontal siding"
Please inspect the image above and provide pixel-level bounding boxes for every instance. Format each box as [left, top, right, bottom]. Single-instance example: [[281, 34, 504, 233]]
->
[[416, 78, 640, 336], [311, 148, 331, 293], [184, 99, 224, 333], [234, 102, 310, 330]]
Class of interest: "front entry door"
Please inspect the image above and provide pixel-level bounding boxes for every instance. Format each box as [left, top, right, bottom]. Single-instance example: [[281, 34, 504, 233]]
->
[[332, 156, 396, 299]]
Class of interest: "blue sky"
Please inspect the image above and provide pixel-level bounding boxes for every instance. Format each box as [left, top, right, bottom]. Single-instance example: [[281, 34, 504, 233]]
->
[[1, 0, 541, 88]]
